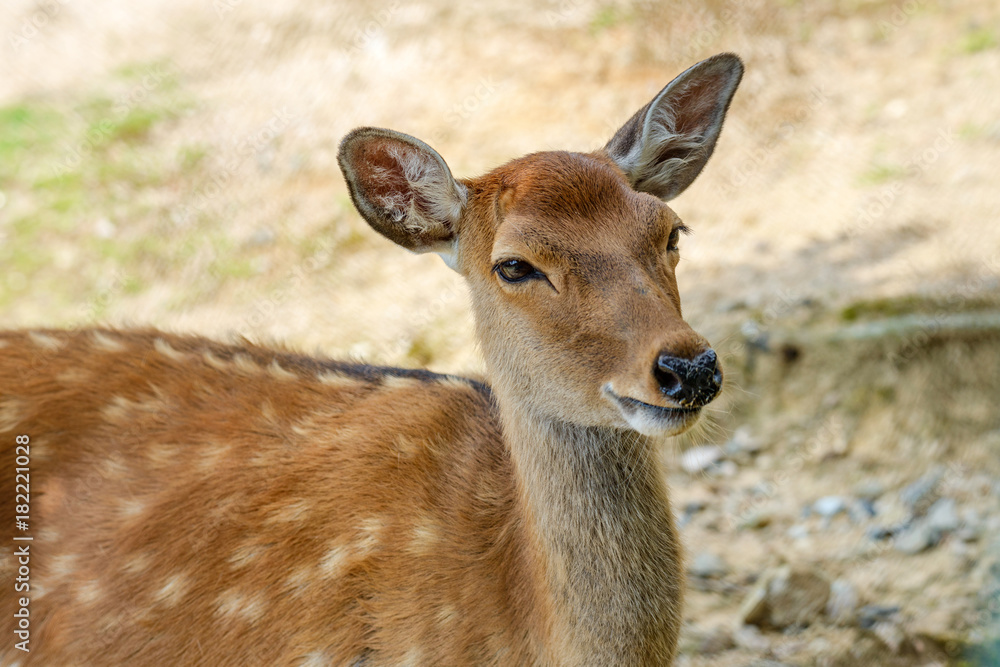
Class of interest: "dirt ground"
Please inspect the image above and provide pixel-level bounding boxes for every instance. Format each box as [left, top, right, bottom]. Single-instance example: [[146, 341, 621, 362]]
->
[[2, 0, 999, 665]]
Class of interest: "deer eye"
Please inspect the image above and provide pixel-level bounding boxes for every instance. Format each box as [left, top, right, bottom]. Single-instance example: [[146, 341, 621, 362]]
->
[[495, 259, 537, 283], [667, 224, 690, 252]]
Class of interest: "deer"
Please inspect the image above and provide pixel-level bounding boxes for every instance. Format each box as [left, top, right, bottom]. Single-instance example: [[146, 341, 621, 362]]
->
[[0, 53, 743, 666]]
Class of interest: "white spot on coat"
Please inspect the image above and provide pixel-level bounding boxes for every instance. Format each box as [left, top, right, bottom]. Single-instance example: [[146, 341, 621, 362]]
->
[[29, 331, 63, 350], [91, 331, 125, 352], [154, 338, 185, 361], [153, 574, 188, 607]]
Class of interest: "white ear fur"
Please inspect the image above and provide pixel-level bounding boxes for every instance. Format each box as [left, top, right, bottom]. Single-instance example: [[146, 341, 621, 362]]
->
[[605, 53, 744, 201], [434, 241, 460, 272], [338, 128, 466, 268]]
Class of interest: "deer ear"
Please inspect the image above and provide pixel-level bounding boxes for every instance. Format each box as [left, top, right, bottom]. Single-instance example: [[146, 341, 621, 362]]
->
[[604, 53, 744, 201], [338, 127, 467, 265]]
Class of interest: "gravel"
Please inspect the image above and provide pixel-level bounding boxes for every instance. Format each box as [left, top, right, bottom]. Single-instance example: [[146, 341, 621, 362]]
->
[[893, 520, 937, 554], [925, 497, 960, 537], [681, 445, 725, 474], [739, 566, 831, 629], [825, 578, 859, 625], [689, 551, 730, 579], [900, 467, 945, 513], [812, 495, 847, 518]]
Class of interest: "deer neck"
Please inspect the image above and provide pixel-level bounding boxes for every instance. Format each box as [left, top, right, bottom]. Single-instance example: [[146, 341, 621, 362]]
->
[[498, 401, 683, 666]]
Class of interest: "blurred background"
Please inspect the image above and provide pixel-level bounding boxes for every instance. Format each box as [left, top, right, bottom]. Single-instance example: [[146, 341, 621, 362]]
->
[[2, 0, 999, 664]]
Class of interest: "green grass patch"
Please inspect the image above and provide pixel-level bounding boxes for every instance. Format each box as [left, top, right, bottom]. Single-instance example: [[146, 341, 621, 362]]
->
[[406, 334, 437, 367], [209, 256, 258, 280], [0, 104, 66, 182], [839, 294, 1000, 322], [857, 162, 908, 186], [589, 4, 631, 33], [961, 26, 998, 54], [959, 122, 987, 140], [95, 152, 167, 188], [178, 144, 209, 170], [0, 60, 197, 320], [107, 107, 172, 144]]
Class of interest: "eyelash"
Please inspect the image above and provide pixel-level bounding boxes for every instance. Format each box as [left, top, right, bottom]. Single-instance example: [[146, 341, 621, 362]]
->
[[494, 259, 539, 283], [668, 225, 690, 251]]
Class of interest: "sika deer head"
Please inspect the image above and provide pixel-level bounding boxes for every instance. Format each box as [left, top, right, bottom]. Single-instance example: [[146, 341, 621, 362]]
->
[[339, 53, 743, 436]]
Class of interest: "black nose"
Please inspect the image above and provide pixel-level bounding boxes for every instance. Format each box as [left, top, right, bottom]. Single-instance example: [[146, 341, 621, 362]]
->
[[654, 349, 722, 408]]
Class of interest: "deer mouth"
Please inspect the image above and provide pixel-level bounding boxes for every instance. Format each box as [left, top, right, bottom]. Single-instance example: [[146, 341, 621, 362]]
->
[[603, 385, 701, 436]]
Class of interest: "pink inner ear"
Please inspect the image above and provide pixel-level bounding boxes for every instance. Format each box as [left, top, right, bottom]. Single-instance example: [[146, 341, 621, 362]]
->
[[353, 138, 414, 218], [669, 76, 729, 137]]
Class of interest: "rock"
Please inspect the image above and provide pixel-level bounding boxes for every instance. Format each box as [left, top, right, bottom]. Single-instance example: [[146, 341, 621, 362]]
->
[[715, 460, 739, 477], [738, 566, 831, 629], [806, 637, 832, 657], [857, 604, 900, 629], [678, 500, 707, 527], [767, 567, 831, 629], [678, 624, 735, 656], [732, 624, 771, 652], [697, 626, 734, 655], [689, 551, 729, 579], [951, 538, 975, 561], [825, 578, 858, 625], [867, 524, 896, 541], [987, 517, 1000, 545], [925, 497, 960, 538], [958, 508, 984, 542], [872, 620, 907, 654], [680, 445, 724, 474], [853, 479, 886, 502], [94, 217, 116, 239], [873, 493, 911, 527], [977, 575, 1000, 611], [909, 605, 964, 646], [987, 555, 1000, 581], [683, 499, 707, 515], [848, 498, 877, 522], [249, 227, 276, 246], [725, 426, 763, 455], [813, 495, 847, 518], [900, 467, 944, 513], [786, 523, 809, 540], [893, 520, 937, 554], [738, 578, 770, 627], [738, 510, 773, 530]]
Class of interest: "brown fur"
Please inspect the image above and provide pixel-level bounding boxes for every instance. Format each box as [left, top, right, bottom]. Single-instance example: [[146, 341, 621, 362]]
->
[[0, 54, 743, 666]]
